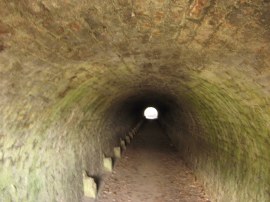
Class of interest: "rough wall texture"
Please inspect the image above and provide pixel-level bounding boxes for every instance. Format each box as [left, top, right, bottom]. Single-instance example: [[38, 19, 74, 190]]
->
[[0, 0, 270, 201], [0, 71, 143, 202]]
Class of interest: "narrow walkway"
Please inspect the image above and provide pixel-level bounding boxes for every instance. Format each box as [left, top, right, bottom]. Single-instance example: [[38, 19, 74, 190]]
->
[[97, 121, 210, 202]]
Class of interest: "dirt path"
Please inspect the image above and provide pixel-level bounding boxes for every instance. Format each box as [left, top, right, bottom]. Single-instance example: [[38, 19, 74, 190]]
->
[[96, 121, 210, 202]]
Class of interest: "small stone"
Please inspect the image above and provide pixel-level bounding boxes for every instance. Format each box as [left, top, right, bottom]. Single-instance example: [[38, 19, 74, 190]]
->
[[125, 136, 131, 144], [114, 147, 121, 158], [83, 177, 97, 198], [103, 156, 113, 172], [120, 139, 126, 150]]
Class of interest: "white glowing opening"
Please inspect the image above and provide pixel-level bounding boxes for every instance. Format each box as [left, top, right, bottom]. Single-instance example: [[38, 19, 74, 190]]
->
[[144, 107, 158, 120]]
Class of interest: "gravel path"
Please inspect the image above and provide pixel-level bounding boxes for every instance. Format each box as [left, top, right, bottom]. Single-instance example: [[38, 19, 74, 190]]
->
[[91, 121, 210, 202]]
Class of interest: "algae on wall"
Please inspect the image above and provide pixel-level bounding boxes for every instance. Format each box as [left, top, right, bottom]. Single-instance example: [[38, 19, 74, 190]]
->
[[164, 74, 270, 202], [0, 74, 141, 202]]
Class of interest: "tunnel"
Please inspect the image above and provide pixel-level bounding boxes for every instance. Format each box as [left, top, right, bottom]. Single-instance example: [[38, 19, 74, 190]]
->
[[0, 0, 270, 201]]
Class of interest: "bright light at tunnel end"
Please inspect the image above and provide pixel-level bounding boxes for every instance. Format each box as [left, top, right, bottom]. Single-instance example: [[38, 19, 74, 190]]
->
[[144, 107, 158, 120]]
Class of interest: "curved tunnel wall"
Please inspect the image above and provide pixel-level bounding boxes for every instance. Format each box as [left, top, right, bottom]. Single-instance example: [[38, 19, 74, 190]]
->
[[160, 75, 270, 201], [1, 0, 270, 202]]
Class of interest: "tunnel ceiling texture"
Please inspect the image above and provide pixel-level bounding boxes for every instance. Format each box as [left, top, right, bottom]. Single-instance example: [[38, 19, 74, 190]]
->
[[0, 0, 270, 201]]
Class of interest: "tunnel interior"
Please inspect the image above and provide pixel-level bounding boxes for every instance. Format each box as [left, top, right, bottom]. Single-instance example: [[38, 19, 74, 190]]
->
[[1, 0, 270, 202], [116, 90, 177, 122]]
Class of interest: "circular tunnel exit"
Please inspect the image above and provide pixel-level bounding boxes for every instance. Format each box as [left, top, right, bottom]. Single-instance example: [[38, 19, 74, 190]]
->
[[144, 107, 158, 120]]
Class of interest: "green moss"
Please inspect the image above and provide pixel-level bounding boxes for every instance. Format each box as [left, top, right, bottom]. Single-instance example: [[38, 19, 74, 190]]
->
[[173, 73, 270, 201], [0, 169, 13, 191], [28, 171, 43, 202]]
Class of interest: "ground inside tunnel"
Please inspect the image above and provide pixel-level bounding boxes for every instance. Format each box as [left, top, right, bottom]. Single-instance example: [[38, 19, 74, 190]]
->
[[85, 121, 210, 202], [1, 0, 270, 201]]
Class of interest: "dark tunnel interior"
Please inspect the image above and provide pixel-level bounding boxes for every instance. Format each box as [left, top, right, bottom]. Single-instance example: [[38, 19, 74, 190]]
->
[[1, 0, 270, 202]]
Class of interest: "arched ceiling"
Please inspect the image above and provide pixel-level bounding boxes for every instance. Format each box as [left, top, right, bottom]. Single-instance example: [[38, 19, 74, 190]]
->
[[0, 1, 270, 202]]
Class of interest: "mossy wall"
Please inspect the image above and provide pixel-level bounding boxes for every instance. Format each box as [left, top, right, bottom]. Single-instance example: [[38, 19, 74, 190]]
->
[[161, 71, 270, 202], [0, 63, 143, 202], [1, 0, 270, 201]]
